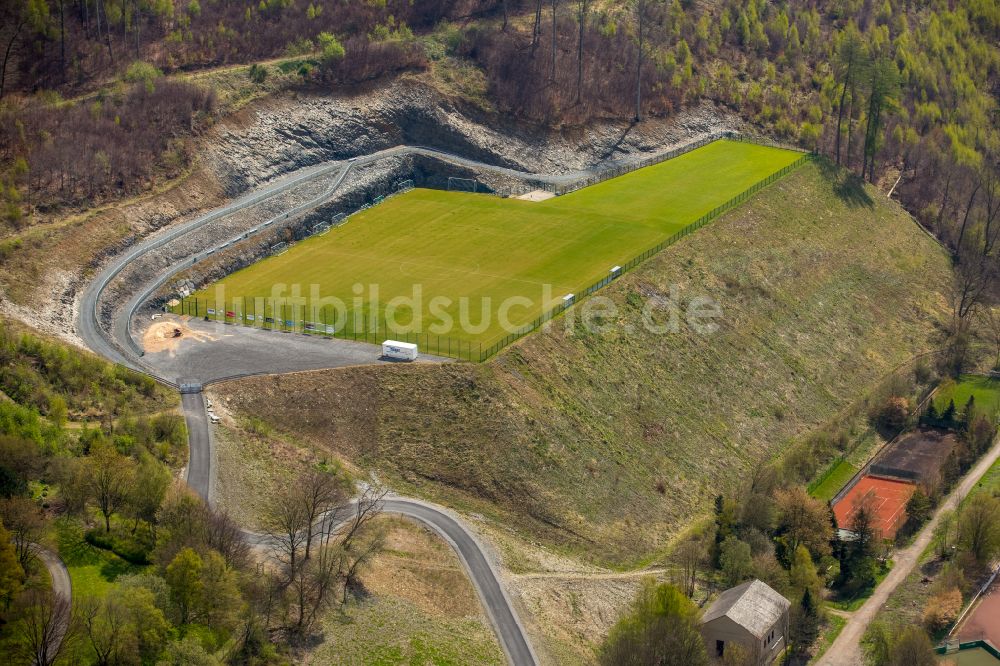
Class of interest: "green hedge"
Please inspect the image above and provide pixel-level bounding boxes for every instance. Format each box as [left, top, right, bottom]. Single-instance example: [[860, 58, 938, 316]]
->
[[84, 528, 151, 565]]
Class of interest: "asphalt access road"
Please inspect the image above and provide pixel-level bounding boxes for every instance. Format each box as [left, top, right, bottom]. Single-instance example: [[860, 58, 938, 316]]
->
[[239, 496, 538, 666], [78, 135, 731, 376], [182, 390, 213, 501], [382, 497, 538, 666], [141, 315, 448, 386], [34, 546, 72, 661]]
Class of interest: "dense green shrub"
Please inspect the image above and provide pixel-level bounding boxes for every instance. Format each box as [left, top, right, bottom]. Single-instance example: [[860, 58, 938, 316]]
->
[[84, 528, 152, 565]]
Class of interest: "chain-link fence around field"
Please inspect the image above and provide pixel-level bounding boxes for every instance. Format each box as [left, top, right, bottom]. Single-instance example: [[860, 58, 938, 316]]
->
[[172, 297, 487, 361], [526, 130, 801, 196], [172, 139, 813, 362]]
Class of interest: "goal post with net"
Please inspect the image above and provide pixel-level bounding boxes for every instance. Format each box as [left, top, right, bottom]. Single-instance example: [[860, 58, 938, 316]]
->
[[447, 177, 479, 193]]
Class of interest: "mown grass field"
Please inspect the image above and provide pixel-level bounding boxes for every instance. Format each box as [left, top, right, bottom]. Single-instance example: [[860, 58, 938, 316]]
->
[[809, 458, 859, 502], [189, 140, 802, 351], [934, 375, 1000, 422]]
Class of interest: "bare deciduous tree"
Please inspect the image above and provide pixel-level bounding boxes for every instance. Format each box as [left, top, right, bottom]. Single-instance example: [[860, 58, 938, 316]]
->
[[0, 496, 45, 571], [264, 475, 388, 639], [265, 485, 310, 575], [576, 0, 587, 104], [337, 482, 388, 551], [341, 526, 386, 604], [88, 444, 136, 533], [951, 243, 995, 325], [78, 595, 131, 666], [671, 539, 706, 598], [13, 588, 72, 666], [980, 307, 1000, 370], [634, 0, 645, 122], [206, 507, 251, 570], [300, 469, 349, 561]]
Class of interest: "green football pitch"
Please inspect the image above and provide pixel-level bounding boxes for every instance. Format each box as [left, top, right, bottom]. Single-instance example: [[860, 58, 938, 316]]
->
[[185, 139, 803, 355]]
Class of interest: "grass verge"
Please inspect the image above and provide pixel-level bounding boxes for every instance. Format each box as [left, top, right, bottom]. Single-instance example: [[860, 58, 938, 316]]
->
[[311, 516, 504, 665], [934, 375, 1000, 421], [55, 517, 149, 598], [808, 613, 847, 665], [809, 459, 859, 502]]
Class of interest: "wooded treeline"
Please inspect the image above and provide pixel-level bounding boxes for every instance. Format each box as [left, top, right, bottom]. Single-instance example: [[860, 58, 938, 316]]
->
[[0, 0, 997, 284], [0, 318, 391, 664], [464, 1, 998, 261], [0, 0, 501, 95], [0, 75, 214, 220]]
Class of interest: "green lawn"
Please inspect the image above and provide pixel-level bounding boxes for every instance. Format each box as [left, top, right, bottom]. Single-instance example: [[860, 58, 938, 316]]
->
[[809, 458, 859, 502], [964, 454, 1000, 507], [186, 140, 803, 354], [934, 375, 1000, 422], [55, 518, 149, 598]]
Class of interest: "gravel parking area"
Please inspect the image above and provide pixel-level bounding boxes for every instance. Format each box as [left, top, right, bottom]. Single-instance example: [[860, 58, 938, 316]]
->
[[138, 314, 449, 384]]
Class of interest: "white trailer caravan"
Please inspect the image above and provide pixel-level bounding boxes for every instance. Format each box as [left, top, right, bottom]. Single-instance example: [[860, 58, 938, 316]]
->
[[381, 340, 418, 361]]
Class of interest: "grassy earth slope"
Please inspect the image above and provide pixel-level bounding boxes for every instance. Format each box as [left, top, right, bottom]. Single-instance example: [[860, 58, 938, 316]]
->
[[308, 516, 505, 665], [212, 160, 951, 568]]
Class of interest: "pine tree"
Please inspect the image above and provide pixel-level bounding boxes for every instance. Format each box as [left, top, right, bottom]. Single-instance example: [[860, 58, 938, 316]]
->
[[790, 587, 821, 655], [943, 398, 957, 424], [963, 395, 976, 425], [923, 399, 938, 424]]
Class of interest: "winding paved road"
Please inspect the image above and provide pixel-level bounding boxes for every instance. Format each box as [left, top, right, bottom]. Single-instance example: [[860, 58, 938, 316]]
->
[[74, 131, 771, 665], [240, 495, 538, 666], [78, 134, 728, 375], [34, 545, 72, 661], [381, 497, 538, 666]]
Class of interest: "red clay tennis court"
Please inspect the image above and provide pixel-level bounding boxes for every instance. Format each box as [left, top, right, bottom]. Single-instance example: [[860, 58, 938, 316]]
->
[[956, 574, 1000, 649], [832, 475, 916, 540]]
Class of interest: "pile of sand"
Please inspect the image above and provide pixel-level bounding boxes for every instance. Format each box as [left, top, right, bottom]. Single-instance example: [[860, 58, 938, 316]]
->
[[142, 317, 213, 354]]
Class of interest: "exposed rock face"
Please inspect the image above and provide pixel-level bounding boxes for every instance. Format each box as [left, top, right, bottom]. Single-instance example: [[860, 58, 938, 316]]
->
[[204, 77, 740, 195]]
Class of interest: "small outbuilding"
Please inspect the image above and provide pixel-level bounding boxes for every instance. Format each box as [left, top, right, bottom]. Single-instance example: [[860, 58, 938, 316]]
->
[[700, 579, 791, 665]]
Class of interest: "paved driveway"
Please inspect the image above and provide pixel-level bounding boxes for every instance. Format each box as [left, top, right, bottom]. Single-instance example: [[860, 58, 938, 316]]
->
[[140, 315, 448, 385]]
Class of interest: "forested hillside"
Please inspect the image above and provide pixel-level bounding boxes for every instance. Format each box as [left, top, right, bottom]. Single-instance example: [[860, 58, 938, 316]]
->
[[1, 0, 997, 274], [0, 319, 391, 664]]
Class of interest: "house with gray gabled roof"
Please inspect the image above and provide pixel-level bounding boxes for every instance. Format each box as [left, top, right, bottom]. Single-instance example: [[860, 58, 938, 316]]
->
[[700, 579, 791, 665]]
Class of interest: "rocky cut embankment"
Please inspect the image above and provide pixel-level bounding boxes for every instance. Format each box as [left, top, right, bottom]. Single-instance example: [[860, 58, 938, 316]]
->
[[203, 77, 741, 194]]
